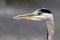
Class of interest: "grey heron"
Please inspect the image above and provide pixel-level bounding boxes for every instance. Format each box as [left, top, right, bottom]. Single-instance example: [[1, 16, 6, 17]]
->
[[13, 8, 54, 40]]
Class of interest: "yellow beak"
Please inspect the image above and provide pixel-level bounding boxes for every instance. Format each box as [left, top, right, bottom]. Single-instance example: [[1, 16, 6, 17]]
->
[[13, 13, 34, 20]]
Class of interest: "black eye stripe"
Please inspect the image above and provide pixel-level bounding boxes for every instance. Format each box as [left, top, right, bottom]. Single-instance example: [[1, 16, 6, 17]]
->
[[39, 8, 52, 14]]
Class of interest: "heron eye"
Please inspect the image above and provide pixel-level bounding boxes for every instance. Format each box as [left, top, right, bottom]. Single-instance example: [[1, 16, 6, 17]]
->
[[37, 13, 42, 15]]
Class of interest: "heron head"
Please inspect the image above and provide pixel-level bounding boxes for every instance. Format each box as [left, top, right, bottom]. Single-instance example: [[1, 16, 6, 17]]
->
[[13, 8, 52, 21]]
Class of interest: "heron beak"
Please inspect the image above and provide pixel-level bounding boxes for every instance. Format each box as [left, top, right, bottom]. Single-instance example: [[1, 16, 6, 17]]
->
[[13, 13, 34, 20]]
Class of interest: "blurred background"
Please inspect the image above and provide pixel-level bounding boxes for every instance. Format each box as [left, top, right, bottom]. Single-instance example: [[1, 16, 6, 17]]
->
[[0, 0, 60, 40]]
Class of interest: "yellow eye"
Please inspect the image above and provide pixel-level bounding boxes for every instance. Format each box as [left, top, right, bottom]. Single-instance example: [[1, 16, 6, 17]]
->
[[37, 13, 42, 15]]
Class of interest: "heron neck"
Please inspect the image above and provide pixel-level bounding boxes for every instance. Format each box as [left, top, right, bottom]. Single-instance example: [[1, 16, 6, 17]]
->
[[46, 16, 54, 29], [46, 16, 54, 40]]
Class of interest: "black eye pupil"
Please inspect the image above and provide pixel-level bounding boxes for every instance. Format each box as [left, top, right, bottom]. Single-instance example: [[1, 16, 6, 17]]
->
[[38, 13, 41, 15]]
